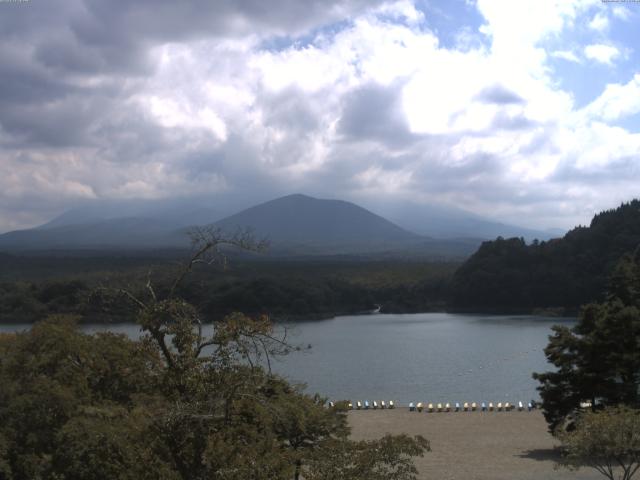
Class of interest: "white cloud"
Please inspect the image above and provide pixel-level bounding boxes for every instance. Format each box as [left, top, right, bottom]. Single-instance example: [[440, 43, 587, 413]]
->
[[584, 43, 621, 64], [582, 73, 640, 121], [551, 50, 581, 63], [571, 122, 640, 169], [612, 5, 631, 20], [588, 12, 609, 32], [146, 95, 228, 141], [372, 0, 424, 25]]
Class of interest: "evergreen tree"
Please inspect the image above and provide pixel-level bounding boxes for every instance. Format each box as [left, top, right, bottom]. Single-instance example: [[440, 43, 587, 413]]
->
[[533, 250, 640, 432]]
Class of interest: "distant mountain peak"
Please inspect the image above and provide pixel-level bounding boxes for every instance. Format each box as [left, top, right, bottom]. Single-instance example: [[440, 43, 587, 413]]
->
[[213, 194, 425, 254], [278, 193, 315, 201]]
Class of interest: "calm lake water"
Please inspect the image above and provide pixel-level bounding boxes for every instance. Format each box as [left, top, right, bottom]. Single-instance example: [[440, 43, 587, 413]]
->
[[1, 313, 574, 406]]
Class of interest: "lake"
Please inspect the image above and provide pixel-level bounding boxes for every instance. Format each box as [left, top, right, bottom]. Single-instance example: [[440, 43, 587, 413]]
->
[[1, 313, 573, 406]]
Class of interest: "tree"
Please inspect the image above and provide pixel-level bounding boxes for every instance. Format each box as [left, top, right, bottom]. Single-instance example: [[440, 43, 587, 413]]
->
[[0, 316, 165, 480], [557, 406, 640, 480], [0, 227, 430, 479], [533, 251, 640, 432], [304, 434, 430, 480]]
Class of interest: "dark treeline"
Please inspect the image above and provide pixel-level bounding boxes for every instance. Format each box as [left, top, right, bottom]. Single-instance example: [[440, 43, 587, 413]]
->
[[450, 200, 640, 313], [0, 259, 456, 324]]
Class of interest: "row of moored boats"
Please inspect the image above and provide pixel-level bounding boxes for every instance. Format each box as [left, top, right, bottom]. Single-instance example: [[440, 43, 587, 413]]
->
[[329, 400, 537, 412], [409, 401, 535, 412]]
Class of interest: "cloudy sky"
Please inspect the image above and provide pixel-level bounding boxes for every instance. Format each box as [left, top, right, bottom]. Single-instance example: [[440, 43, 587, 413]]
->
[[1, 0, 639, 233]]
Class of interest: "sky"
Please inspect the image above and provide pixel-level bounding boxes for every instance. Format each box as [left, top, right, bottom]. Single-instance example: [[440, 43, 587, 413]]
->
[[0, 0, 639, 233]]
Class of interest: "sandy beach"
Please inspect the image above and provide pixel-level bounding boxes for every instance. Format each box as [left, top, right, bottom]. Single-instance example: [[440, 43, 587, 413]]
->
[[348, 409, 602, 480]]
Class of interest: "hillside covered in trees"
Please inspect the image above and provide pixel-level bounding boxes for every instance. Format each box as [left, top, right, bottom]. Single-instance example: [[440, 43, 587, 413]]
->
[[450, 200, 640, 312]]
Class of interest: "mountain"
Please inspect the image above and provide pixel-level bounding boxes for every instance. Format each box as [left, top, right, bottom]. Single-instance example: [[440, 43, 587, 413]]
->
[[0, 193, 555, 258], [37, 198, 225, 230], [450, 200, 640, 312], [213, 194, 485, 257], [364, 200, 562, 241], [214, 194, 419, 251], [0, 217, 188, 250], [0, 198, 229, 251], [0, 194, 479, 257]]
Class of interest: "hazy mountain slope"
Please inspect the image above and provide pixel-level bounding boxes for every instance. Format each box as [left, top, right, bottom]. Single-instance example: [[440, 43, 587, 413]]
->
[[38, 199, 225, 230], [0, 217, 189, 250], [450, 200, 640, 311], [215, 194, 421, 250], [0, 193, 535, 257], [368, 201, 563, 241]]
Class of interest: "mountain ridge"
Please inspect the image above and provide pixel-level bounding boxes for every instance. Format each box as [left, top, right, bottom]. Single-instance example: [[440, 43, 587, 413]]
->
[[0, 193, 561, 258]]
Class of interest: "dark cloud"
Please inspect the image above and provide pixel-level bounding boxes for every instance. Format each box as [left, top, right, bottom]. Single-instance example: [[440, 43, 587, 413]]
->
[[261, 87, 321, 132], [491, 110, 538, 131], [551, 156, 640, 183], [517, 128, 559, 155], [475, 84, 524, 105], [65, 0, 388, 76], [0, 0, 388, 154], [337, 81, 421, 146], [0, 48, 77, 107]]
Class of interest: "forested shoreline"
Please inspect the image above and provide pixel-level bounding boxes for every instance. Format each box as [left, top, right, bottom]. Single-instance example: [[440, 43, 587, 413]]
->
[[1, 201, 639, 323], [0, 258, 455, 324]]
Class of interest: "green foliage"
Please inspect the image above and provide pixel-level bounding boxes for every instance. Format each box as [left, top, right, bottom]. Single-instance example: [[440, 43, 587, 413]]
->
[[305, 434, 430, 480], [0, 229, 429, 479], [0, 316, 165, 479], [533, 251, 640, 432], [451, 200, 640, 311], [557, 406, 640, 480]]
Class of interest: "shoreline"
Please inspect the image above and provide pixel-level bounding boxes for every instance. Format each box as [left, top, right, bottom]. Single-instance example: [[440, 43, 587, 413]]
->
[[0, 309, 579, 326]]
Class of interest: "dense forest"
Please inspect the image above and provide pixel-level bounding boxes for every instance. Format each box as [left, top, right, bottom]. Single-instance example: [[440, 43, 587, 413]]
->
[[0, 257, 455, 324], [450, 200, 640, 313]]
